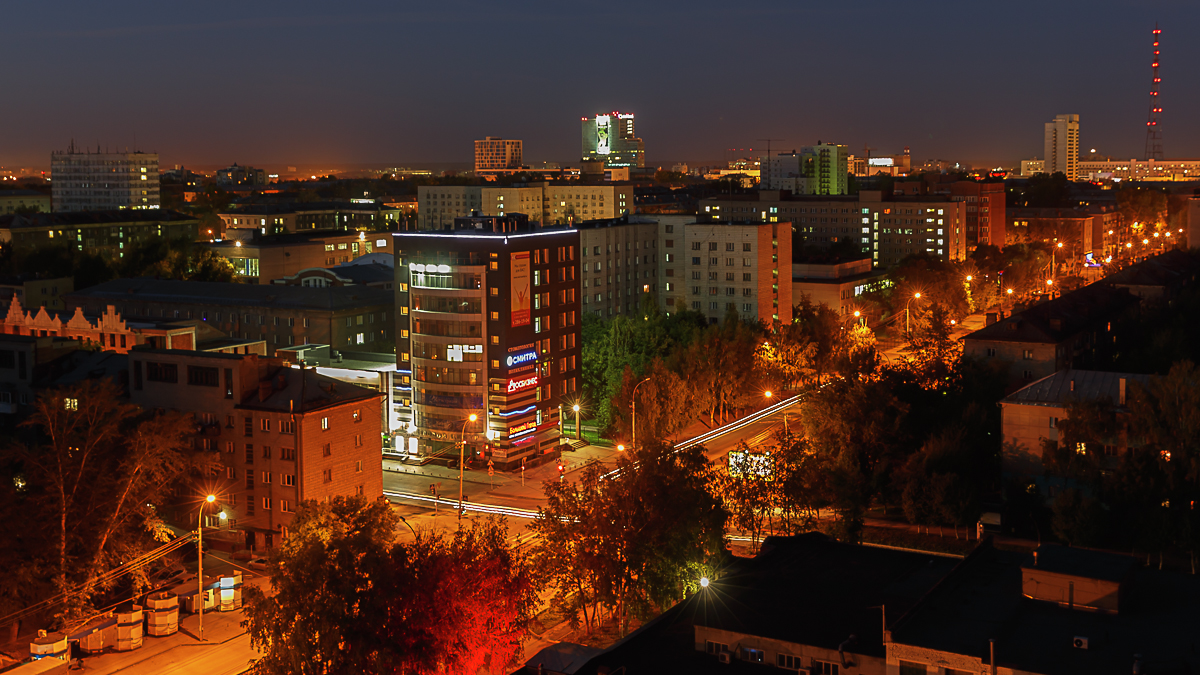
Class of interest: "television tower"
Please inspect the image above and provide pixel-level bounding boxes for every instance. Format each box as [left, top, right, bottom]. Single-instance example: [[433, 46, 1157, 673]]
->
[[1144, 25, 1163, 160]]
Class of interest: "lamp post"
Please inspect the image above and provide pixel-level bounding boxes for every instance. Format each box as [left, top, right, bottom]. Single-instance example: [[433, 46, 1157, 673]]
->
[[458, 413, 477, 521], [630, 378, 650, 450], [572, 404, 581, 441], [197, 494, 221, 642], [905, 293, 921, 335]]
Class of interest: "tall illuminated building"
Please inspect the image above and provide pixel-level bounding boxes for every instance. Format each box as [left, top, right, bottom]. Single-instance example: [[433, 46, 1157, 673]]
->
[[581, 112, 644, 169], [50, 144, 160, 212], [393, 214, 581, 469], [474, 137, 524, 175], [1044, 114, 1080, 181]]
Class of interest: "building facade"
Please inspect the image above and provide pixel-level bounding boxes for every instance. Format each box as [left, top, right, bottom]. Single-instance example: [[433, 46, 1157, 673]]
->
[[474, 137, 524, 174], [581, 112, 644, 169], [0, 211, 199, 260], [578, 216, 661, 318], [1044, 114, 1080, 181], [66, 279, 394, 356], [216, 201, 401, 238], [205, 231, 391, 282], [1078, 157, 1200, 182], [417, 183, 635, 229], [216, 164, 268, 186], [50, 148, 160, 212], [660, 221, 792, 325], [127, 349, 383, 551], [0, 190, 50, 215], [699, 190, 968, 268], [1021, 158, 1045, 176], [393, 217, 581, 469]]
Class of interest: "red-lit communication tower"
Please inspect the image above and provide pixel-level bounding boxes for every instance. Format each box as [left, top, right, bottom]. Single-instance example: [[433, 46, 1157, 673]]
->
[[1144, 25, 1163, 160]]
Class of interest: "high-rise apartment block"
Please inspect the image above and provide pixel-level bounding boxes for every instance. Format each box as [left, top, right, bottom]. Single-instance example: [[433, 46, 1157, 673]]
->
[[578, 217, 661, 318], [393, 215, 581, 469], [50, 147, 160, 212], [474, 137, 524, 175], [761, 144, 850, 195], [581, 112, 644, 169], [417, 183, 634, 229], [699, 190, 968, 268], [127, 349, 384, 550], [1044, 114, 1080, 181], [658, 221, 792, 325]]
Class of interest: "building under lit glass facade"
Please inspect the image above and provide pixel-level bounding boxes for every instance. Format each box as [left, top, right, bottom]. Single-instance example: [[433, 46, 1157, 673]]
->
[[392, 215, 581, 469], [581, 111, 644, 169]]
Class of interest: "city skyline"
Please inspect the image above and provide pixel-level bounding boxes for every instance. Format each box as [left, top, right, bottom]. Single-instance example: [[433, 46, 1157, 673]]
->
[[3, 1, 1198, 170]]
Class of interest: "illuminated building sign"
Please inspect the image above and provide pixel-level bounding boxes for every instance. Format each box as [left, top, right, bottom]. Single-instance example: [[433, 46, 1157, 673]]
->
[[595, 115, 611, 155], [507, 375, 538, 393], [446, 344, 482, 362], [868, 158, 894, 166], [511, 252, 530, 327], [409, 263, 452, 273], [506, 350, 538, 368]]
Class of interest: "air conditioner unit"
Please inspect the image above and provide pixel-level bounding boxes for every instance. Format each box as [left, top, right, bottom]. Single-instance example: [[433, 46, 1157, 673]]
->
[[1073, 636, 1089, 650], [718, 652, 732, 664]]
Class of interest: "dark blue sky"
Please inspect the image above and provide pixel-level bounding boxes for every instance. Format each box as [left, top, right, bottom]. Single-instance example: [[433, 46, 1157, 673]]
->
[[4, 1, 1197, 170]]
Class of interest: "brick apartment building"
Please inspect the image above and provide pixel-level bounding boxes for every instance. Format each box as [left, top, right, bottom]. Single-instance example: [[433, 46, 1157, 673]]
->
[[128, 349, 383, 551], [205, 231, 393, 282], [66, 279, 394, 356]]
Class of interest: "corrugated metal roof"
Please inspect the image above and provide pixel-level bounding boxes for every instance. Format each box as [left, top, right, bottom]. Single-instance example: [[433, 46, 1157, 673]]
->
[[1002, 369, 1151, 406]]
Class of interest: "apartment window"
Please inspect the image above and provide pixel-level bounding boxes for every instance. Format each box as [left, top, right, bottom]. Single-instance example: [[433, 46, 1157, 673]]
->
[[280, 447, 296, 461], [187, 366, 218, 387], [262, 497, 271, 510], [244, 417, 253, 436], [355, 434, 363, 448], [323, 443, 332, 457], [282, 474, 296, 487], [281, 420, 294, 434], [322, 468, 333, 483], [146, 362, 178, 383], [261, 471, 272, 484], [246, 499, 255, 516], [1049, 417, 1058, 429], [986, 347, 997, 357], [704, 641, 728, 655], [356, 485, 365, 497], [778, 654, 803, 669], [1022, 349, 1034, 360], [356, 460, 363, 473], [260, 418, 271, 432], [321, 417, 329, 430], [225, 440, 234, 453], [245, 472, 253, 489], [897, 662, 924, 675], [741, 648, 764, 663], [280, 500, 292, 513], [691, 242, 701, 250], [813, 661, 840, 675], [1023, 370, 1034, 380], [743, 243, 752, 251]]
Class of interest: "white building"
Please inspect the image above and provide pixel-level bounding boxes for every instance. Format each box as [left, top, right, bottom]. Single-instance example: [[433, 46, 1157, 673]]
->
[[1020, 158, 1045, 177], [1043, 114, 1080, 181], [50, 148, 160, 212], [416, 186, 482, 230]]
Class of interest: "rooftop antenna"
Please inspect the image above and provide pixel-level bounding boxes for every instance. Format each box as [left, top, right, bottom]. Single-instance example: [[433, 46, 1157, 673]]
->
[[1144, 24, 1164, 160]]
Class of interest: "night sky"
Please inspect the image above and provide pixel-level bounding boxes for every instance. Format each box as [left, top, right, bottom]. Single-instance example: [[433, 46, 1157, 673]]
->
[[4, 1, 1197, 170]]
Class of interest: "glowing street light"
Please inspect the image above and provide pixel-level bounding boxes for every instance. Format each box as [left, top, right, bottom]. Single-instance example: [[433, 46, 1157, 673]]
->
[[905, 293, 922, 335], [617, 444, 625, 452], [458, 413, 478, 520], [198, 494, 220, 641], [700, 576, 710, 588], [571, 403, 582, 441], [965, 275, 973, 282]]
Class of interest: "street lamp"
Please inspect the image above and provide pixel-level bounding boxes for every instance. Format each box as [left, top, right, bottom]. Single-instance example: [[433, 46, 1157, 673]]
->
[[572, 403, 582, 441], [631, 378, 651, 450], [197, 494, 223, 642], [458, 413, 477, 521], [905, 293, 921, 335], [700, 576, 710, 588]]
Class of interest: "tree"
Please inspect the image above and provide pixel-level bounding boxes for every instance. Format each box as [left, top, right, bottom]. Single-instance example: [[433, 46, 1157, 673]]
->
[[4, 380, 201, 624], [531, 442, 727, 636], [903, 302, 962, 386], [714, 441, 774, 549], [244, 497, 538, 675]]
